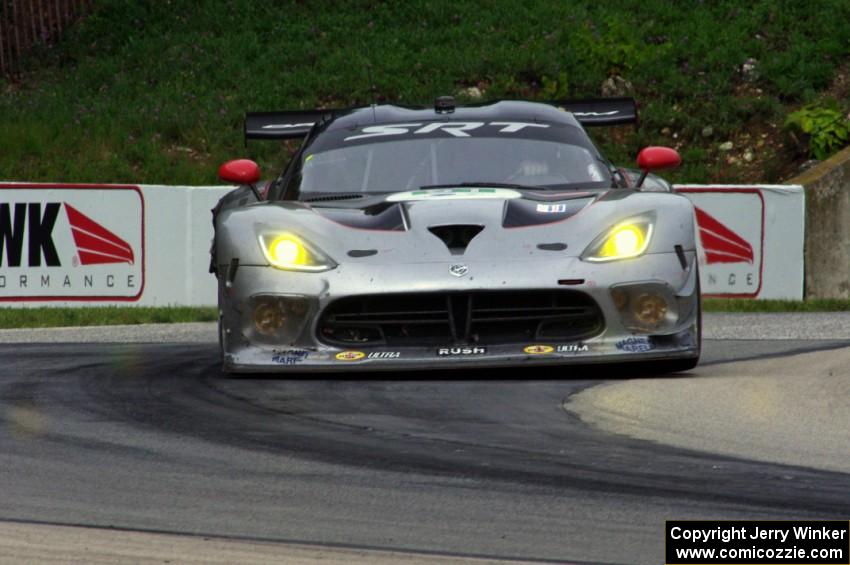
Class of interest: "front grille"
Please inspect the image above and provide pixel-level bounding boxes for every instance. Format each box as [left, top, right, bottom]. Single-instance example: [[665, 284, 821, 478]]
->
[[317, 290, 604, 346]]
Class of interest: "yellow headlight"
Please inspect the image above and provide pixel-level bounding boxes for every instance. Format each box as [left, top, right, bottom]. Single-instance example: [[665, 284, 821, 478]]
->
[[258, 233, 336, 271], [583, 217, 653, 262], [599, 224, 646, 259], [268, 235, 308, 267]]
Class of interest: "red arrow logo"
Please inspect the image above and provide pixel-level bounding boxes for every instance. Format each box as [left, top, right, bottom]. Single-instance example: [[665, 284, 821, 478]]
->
[[65, 204, 135, 265], [695, 207, 754, 264]]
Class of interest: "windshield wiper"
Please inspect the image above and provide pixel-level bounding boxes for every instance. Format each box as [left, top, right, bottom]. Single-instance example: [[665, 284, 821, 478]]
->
[[417, 182, 547, 191]]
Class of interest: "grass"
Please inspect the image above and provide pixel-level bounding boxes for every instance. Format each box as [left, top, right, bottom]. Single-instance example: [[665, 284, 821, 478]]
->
[[2, 0, 850, 185], [703, 298, 850, 312], [0, 300, 847, 329], [0, 306, 217, 329]]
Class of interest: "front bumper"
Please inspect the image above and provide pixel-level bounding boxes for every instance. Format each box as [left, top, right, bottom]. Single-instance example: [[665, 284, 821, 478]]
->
[[218, 252, 700, 373]]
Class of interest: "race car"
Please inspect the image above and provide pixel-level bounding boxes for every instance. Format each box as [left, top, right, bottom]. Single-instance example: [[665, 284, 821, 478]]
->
[[210, 96, 700, 373]]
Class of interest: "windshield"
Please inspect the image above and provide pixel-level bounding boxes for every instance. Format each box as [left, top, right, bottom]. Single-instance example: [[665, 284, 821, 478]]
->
[[292, 122, 612, 196]]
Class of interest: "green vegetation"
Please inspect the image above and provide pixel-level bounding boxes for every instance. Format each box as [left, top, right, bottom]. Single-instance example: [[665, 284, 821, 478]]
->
[[0, 300, 846, 329], [0, 306, 217, 329], [2, 0, 850, 185], [703, 298, 850, 313], [785, 101, 850, 160]]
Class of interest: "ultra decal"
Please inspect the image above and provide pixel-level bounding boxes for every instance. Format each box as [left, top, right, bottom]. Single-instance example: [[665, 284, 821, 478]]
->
[[368, 352, 401, 359], [557, 344, 590, 353], [0, 185, 144, 301]]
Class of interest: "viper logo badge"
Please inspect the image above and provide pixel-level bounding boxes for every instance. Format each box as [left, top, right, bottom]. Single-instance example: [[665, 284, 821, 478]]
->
[[449, 264, 469, 277]]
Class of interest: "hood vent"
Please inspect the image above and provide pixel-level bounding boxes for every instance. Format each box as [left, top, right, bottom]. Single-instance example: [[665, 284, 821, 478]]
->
[[428, 224, 484, 255]]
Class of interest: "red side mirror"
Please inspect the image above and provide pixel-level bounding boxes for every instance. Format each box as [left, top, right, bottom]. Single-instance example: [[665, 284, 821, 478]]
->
[[636, 146, 681, 172], [219, 159, 261, 185]]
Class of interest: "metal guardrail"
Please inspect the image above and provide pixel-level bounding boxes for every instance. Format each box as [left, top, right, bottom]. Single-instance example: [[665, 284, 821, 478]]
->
[[0, 0, 91, 77]]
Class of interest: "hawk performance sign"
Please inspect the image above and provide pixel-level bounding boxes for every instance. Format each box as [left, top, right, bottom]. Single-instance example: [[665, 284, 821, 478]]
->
[[0, 184, 144, 302], [676, 185, 804, 299]]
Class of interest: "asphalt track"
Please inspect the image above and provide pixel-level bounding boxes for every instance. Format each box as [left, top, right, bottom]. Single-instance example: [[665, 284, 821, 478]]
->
[[1, 316, 849, 564]]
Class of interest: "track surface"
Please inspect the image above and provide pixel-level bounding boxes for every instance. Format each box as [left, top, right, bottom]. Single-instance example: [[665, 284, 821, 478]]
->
[[2, 322, 850, 564]]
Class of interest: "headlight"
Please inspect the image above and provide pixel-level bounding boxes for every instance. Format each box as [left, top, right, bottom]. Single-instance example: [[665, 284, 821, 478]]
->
[[258, 233, 336, 271], [582, 213, 654, 262], [609, 282, 679, 333]]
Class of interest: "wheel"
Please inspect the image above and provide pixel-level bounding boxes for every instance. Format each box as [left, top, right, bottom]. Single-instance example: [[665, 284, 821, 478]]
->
[[217, 315, 225, 364], [650, 356, 700, 373]]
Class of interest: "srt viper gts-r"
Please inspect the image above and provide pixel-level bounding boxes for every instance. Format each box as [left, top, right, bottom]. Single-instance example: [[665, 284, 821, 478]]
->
[[210, 97, 700, 373]]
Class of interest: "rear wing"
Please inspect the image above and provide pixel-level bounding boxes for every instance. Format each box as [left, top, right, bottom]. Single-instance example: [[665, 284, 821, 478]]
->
[[244, 110, 341, 142], [244, 97, 637, 143], [550, 97, 637, 127]]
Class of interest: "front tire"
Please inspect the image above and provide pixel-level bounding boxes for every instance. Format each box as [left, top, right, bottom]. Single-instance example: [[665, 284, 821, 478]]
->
[[650, 355, 700, 374]]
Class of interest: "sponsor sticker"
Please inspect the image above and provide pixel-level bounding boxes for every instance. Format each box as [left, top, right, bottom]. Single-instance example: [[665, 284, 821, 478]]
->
[[0, 185, 144, 301], [367, 351, 401, 359], [437, 346, 487, 356], [385, 187, 522, 202], [524, 345, 554, 354], [271, 350, 309, 365], [335, 351, 366, 361], [615, 337, 653, 353], [557, 343, 590, 353], [536, 203, 569, 214], [344, 121, 550, 142]]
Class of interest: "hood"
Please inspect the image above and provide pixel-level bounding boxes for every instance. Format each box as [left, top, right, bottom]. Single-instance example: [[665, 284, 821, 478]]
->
[[312, 188, 597, 232], [217, 188, 695, 266]]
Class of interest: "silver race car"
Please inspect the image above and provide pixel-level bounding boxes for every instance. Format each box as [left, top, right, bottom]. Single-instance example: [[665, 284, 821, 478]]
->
[[211, 97, 700, 373]]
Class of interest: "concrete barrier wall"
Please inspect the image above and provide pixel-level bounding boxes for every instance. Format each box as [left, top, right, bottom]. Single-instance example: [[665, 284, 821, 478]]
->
[[0, 182, 805, 306], [789, 145, 850, 299]]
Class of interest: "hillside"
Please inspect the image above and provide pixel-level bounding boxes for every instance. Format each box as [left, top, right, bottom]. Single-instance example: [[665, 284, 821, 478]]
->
[[2, 0, 850, 185]]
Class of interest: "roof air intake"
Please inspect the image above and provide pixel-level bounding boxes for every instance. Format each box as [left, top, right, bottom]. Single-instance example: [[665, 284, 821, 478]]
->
[[428, 224, 484, 255]]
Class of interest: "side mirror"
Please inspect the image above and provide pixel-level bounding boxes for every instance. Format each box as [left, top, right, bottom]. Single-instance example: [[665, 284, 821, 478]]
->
[[635, 146, 681, 188], [218, 159, 261, 185]]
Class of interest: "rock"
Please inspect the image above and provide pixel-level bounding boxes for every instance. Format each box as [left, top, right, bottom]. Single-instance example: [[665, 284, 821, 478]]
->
[[799, 159, 820, 172], [661, 127, 671, 136], [741, 57, 759, 81], [460, 86, 483, 100], [701, 126, 714, 138], [601, 75, 634, 97], [719, 141, 734, 151], [743, 151, 754, 162]]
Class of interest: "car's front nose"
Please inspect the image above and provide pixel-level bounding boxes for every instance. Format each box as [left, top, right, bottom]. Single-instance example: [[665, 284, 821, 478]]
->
[[219, 251, 699, 372]]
